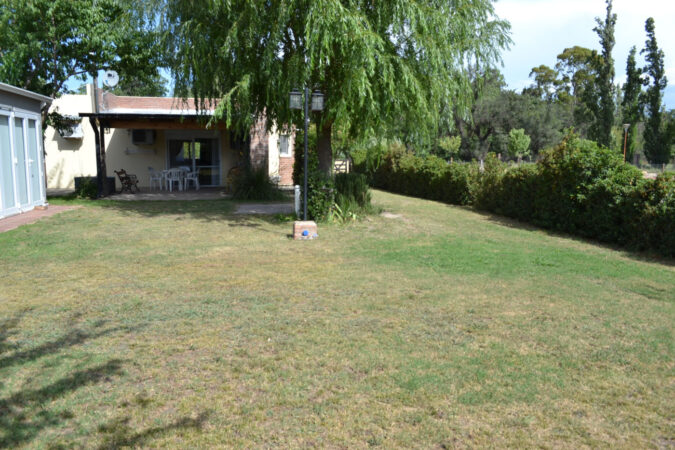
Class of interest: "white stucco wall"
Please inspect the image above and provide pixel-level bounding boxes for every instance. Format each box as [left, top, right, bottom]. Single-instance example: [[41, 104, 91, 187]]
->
[[44, 94, 97, 189]]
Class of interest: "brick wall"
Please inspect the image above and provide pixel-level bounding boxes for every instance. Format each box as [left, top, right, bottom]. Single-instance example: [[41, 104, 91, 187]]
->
[[279, 155, 295, 186], [249, 117, 268, 170]]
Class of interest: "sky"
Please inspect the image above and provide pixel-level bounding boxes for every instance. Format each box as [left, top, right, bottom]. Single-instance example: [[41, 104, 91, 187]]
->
[[493, 0, 675, 108]]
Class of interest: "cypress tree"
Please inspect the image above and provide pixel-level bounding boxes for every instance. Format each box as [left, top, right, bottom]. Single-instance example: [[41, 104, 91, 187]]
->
[[621, 47, 642, 162], [592, 0, 616, 148], [641, 18, 669, 164]]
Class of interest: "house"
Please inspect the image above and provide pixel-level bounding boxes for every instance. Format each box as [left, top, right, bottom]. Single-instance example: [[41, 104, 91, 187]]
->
[[45, 85, 295, 192], [0, 82, 51, 219]]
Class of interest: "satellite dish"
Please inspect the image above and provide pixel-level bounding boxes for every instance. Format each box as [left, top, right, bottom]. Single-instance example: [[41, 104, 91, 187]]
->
[[103, 70, 119, 88]]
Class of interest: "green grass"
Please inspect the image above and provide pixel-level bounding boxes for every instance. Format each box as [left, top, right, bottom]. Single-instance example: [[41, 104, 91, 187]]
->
[[1, 191, 673, 448]]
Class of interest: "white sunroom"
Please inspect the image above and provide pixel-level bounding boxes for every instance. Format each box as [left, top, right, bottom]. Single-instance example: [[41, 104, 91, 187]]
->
[[0, 83, 51, 219]]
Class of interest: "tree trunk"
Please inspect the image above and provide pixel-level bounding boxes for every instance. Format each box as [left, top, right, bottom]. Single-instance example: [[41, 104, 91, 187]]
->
[[317, 120, 333, 175]]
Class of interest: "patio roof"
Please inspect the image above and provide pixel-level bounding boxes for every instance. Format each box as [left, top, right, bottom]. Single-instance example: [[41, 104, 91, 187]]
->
[[79, 91, 224, 129]]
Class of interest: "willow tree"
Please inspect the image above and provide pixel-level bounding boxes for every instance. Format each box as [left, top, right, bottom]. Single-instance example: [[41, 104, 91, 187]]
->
[[160, 0, 511, 173]]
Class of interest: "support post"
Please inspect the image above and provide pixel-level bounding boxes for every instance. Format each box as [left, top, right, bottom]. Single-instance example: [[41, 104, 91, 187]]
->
[[89, 117, 103, 197], [303, 86, 309, 221], [99, 122, 108, 195]]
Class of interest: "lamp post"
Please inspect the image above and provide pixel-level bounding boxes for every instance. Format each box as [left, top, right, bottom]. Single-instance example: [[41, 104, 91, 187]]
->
[[623, 123, 630, 162], [290, 88, 324, 220]]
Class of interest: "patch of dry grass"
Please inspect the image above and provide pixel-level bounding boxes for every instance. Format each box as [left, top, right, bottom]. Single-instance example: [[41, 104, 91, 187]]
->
[[0, 192, 673, 447]]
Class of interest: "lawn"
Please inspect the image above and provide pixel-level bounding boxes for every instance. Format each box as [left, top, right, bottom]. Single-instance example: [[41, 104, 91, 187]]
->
[[0, 191, 673, 448]]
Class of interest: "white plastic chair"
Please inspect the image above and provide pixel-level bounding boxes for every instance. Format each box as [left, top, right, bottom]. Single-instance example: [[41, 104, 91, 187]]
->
[[166, 168, 183, 192], [184, 168, 200, 191], [148, 167, 163, 190]]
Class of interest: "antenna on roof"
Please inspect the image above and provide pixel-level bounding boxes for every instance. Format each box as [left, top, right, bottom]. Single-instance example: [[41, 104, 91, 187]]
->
[[103, 70, 119, 88]]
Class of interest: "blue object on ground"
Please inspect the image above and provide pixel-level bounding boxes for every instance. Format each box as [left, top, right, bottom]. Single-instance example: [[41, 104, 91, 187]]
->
[[302, 230, 309, 236]]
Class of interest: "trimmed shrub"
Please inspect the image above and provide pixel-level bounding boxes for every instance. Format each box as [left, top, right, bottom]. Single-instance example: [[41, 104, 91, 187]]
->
[[371, 147, 473, 205], [355, 132, 675, 257], [75, 177, 99, 199], [303, 170, 335, 222], [631, 173, 675, 256]]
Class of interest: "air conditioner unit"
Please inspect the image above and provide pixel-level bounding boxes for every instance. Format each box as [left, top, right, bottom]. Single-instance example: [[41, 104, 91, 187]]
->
[[131, 129, 155, 145], [59, 123, 84, 139]]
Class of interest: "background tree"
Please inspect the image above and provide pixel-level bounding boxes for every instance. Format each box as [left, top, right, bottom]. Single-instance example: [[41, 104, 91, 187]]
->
[[507, 128, 531, 162], [591, 0, 616, 148], [456, 71, 570, 159], [0, 0, 167, 112], [621, 46, 642, 162], [554, 46, 602, 137], [522, 65, 560, 102], [160, 0, 511, 174], [640, 17, 669, 164], [435, 136, 462, 162]]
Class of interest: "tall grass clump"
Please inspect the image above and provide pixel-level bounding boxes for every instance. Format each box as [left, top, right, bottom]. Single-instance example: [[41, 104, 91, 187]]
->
[[231, 165, 286, 201]]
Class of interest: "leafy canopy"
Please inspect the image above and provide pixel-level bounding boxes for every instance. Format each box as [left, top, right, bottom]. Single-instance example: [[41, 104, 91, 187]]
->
[[0, 0, 167, 100], [160, 0, 511, 147]]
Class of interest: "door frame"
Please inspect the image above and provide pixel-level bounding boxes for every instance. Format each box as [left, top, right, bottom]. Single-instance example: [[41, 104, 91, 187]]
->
[[165, 130, 222, 187], [0, 108, 45, 218]]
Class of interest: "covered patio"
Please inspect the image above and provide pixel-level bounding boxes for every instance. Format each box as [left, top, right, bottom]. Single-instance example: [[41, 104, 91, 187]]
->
[[54, 89, 291, 196]]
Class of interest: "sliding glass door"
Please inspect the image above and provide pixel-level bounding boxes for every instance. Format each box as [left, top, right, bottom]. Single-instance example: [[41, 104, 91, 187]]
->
[[167, 138, 220, 186]]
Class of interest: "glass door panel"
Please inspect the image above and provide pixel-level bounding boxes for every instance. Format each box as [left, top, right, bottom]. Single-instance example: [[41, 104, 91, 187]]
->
[[194, 139, 219, 186], [13, 118, 28, 207], [0, 115, 16, 211], [168, 140, 194, 170], [27, 119, 41, 203], [167, 138, 220, 186]]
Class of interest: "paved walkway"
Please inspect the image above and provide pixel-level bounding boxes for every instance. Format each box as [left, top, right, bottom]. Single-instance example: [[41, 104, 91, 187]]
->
[[235, 203, 295, 215], [102, 187, 230, 201], [0, 205, 80, 233]]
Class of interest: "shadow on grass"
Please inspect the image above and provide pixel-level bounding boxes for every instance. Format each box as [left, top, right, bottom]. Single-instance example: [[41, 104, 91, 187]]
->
[[0, 319, 138, 370], [467, 207, 675, 267], [0, 312, 140, 447], [96, 198, 296, 228], [96, 411, 211, 449], [0, 360, 125, 447]]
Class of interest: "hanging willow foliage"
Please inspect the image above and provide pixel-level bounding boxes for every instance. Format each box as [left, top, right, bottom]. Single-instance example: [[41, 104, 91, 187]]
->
[[159, 0, 511, 158]]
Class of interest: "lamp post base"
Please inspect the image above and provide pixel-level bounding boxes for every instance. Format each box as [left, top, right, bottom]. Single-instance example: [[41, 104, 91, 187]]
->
[[293, 220, 318, 240]]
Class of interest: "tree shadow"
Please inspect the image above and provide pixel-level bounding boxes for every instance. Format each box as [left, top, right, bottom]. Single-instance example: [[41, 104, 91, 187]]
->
[[0, 309, 30, 356], [0, 360, 125, 447], [467, 207, 675, 267], [98, 198, 237, 222], [96, 411, 211, 449], [0, 319, 139, 371], [0, 312, 142, 447], [98, 198, 296, 228]]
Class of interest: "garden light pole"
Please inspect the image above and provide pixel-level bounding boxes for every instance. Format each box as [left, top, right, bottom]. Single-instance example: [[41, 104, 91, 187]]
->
[[290, 88, 324, 221], [623, 123, 630, 162]]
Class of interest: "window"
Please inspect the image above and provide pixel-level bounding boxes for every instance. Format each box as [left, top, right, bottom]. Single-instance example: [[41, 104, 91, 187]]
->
[[279, 134, 290, 156]]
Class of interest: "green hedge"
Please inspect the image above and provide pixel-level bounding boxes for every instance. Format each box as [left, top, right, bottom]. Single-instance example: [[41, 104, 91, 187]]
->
[[360, 133, 675, 257]]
